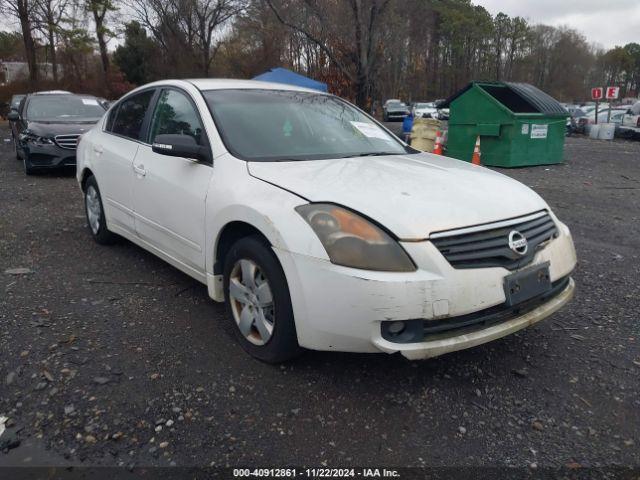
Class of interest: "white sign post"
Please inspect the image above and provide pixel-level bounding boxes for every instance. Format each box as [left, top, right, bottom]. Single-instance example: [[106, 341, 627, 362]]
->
[[605, 86, 620, 123], [591, 87, 603, 125]]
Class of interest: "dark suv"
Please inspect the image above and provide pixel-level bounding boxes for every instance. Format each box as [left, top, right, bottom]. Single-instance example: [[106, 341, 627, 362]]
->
[[8, 92, 107, 175]]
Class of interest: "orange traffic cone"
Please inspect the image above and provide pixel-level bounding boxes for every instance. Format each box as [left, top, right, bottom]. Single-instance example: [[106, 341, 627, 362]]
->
[[471, 136, 481, 165], [433, 131, 443, 155]]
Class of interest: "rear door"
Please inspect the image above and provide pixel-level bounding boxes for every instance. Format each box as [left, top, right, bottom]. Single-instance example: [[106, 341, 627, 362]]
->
[[96, 89, 156, 233], [132, 87, 213, 273]]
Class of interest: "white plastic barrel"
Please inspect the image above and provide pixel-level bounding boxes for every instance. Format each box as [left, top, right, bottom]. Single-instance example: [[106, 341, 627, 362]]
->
[[598, 123, 615, 140]]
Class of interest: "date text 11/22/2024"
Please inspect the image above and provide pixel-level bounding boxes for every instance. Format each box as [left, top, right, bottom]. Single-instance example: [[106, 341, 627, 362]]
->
[[233, 468, 401, 478]]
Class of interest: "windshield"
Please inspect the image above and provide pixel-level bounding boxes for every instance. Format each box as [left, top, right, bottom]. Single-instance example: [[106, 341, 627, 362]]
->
[[25, 95, 106, 122], [415, 103, 433, 108], [203, 89, 413, 161]]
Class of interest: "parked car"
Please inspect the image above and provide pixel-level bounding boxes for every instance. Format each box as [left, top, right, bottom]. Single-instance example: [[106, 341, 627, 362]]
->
[[412, 102, 438, 118], [568, 108, 589, 134], [8, 94, 26, 143], [10, 94, 25, 112], [580, 108, 629, 135], [620, 101, 640, 139], [77, 79, 577, 363], [437, 107, 450, 121], [383, 99, 410, 121], [8, 92, 107, 175]]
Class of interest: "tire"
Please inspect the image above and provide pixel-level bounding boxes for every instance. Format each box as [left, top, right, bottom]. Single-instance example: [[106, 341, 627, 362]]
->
[[223, 236, 302, 363], [23, 154, 37, 175], [83, 175, 116, 245], [13, 136, 22, 160]]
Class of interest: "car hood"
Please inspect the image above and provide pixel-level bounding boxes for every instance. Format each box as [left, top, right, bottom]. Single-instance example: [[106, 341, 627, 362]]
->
[[248, 153, 549, 240], [25, 120, 99, 137]]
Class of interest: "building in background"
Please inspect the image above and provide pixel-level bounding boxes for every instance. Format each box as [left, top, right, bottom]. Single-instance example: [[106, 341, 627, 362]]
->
[[0, 61, 56, 85]]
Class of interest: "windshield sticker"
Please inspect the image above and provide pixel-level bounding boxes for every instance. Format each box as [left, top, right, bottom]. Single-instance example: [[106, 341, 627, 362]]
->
[[283, 119, 293, 137], [350, 121, 391, 141], [82, 98, 99, 106]]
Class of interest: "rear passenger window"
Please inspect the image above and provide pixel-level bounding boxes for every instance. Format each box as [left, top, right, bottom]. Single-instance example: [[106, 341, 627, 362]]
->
[[111, 90, 154, 141]]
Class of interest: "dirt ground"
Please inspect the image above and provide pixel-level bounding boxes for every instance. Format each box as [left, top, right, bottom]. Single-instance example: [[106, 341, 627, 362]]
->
[[1, 124, 639, 473]]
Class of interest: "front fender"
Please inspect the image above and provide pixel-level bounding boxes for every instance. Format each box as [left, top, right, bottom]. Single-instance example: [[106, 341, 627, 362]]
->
[[204, 155, 329, 300]]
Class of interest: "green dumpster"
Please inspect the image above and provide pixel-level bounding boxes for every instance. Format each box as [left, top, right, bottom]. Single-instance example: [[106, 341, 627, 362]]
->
[[442, 82, 568, 167]]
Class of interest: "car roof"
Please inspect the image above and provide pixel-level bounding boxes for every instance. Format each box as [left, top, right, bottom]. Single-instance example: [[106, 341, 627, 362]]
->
[[181, 78, 323, 94], [33, 90, 72, 95]]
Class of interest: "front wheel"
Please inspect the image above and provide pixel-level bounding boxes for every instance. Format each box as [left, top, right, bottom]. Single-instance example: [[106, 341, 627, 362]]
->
[[23, 154, 37, 175], [223, 236, 302, 363], [14, 136, 22, 160], [84, 175, 116, 244]]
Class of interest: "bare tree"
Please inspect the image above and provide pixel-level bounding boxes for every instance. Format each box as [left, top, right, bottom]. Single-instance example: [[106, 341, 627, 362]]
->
[[129, 0, 244, 76], [193, 0, 244, 75], [264, 0, 392, 107], [34, 0, 69, 81], [85, 0, 116, 76], [0, 0, 39, 82]]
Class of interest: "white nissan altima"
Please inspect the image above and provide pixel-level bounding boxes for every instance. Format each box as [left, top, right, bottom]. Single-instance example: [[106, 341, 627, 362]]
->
[[76, 79, 577, 363]]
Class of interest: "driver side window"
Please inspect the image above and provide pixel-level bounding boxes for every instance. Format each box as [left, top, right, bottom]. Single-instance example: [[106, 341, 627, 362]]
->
[[149, 89, 204, 145]]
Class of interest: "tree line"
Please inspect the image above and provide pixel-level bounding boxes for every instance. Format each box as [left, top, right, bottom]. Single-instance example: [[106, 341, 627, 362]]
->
[[1, 0, 639, 107]]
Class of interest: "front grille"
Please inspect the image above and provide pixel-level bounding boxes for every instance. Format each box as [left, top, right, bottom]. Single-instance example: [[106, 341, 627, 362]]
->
[[431, 210, 558, 270], [54, 134, 80, 150]]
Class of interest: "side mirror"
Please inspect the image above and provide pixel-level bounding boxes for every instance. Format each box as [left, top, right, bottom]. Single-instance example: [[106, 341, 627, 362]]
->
[[151, 134, 211, 163], [7, 110, 19, 121]]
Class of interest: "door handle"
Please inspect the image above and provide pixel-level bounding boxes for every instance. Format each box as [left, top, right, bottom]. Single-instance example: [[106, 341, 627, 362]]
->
[[133, 164, 146, 177], [93, 144, 103, 155]]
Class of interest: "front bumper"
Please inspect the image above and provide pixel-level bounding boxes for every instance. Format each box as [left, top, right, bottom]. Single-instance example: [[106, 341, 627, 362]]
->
[[375, 277, 574, 359], [275, 220, 577, 358], [618, 125, 640, 138], [23, 143, 77, 168]]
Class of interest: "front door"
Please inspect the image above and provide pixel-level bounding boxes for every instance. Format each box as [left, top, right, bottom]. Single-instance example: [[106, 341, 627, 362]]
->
[[132, 88, 213, 273]]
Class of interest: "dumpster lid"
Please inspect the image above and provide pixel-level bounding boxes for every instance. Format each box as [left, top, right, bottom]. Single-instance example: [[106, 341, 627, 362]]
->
[[439, 82, 567, 116]]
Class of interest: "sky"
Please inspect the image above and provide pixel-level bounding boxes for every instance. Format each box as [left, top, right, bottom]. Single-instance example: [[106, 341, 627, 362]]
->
[[473, 0, 640, 49]]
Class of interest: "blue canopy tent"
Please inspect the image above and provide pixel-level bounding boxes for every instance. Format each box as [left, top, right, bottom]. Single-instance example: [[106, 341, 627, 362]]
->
[[253, 67, 328, 92]]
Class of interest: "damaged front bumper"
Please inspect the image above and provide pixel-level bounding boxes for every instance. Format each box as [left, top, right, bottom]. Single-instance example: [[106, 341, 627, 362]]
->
[[374, 277, 575, 360], [275, 218, 577, 357]]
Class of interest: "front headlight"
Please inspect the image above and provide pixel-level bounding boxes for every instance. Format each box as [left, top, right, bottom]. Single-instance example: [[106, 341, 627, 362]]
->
[[296, 203, 416, 272], [21, 132, 54, 146]]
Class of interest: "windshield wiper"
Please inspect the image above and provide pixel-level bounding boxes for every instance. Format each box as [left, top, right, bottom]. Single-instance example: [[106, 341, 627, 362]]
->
[[338, 152, 402, 158]]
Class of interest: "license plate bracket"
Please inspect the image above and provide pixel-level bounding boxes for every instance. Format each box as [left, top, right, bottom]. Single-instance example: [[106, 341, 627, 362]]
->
[[503, 262, 551, 307]]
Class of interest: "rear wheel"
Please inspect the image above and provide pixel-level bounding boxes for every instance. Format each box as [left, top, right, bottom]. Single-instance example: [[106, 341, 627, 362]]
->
[[223, 236, 302, 363], [84, 176, 116, 244]]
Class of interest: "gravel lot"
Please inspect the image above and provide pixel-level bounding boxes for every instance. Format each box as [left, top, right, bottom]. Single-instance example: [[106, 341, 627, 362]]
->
[[1, 123, 639, 471]]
